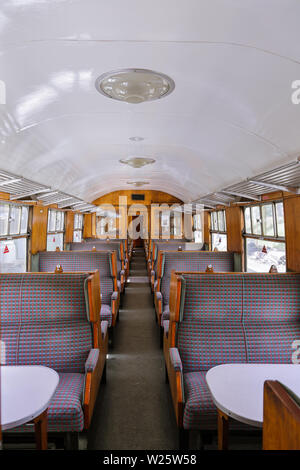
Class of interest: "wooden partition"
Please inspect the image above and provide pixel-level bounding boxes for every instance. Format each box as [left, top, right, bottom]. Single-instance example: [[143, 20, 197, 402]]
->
[[31, 205, 48, 255], [284, 195, 300, 272]]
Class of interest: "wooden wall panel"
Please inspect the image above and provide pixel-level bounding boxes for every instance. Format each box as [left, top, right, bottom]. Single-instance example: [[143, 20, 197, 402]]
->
[[203, 212, 210, 248], [93, 189, 182, 206], [31, 205, 48, 255], [225, 206, 244, 253], [83, 214, 92, 239], [83, 213, 96, 239], [0, 191, 10, 200], [283, 196, 300, 272], [65, 211, 74, 244], [93, 190, 183, 239]]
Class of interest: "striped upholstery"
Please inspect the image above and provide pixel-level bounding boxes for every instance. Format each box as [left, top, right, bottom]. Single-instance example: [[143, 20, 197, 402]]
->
[[47, 373, 85, 431], [160, 251, 234, 309], [183, 372, 216, 430], [178, 274, 245, 372], [1, 273, 92, 373], [0, 273, 96, 433], [39, 251, 114, 305], [176, 273, 300, 429], [85, 349, 99, 372], [13, 373, 85, 433], [71, 241, 123, 279]]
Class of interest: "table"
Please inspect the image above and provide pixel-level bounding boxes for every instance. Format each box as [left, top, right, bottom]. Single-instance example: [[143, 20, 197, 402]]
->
[[206, 364, 300, 450], [1, 365, 59, 449]]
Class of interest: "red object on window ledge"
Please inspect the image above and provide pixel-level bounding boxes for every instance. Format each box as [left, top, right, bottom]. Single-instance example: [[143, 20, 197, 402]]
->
[[262, 245, 267, 254]]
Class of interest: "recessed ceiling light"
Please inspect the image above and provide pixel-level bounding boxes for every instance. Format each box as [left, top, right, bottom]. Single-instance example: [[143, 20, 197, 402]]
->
[[127, 181, 150, 187], [129, 136, 144, 142], [120, 157, 155, 168], [95, 68, 175, 104]]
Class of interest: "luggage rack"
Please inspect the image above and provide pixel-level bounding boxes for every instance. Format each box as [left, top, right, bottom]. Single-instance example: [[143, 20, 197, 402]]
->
[[194, 159, 300, 208], [0, 168, 96, 212]]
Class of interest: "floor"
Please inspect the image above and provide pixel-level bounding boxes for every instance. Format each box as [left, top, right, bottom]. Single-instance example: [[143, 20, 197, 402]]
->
[[88, 248, 178, 450]]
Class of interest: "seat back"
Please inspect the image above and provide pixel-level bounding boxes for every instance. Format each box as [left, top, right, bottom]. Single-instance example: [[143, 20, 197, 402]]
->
[[71, 241, 123, 274], [0, 272, 94, 373], [38, 251, 115, 304], [160, 251, 235, 307], [174, 272, 300, 373]]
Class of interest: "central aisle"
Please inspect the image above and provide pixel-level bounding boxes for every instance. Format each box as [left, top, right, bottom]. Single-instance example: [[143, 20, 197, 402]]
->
[[88, 248, 178, 450]]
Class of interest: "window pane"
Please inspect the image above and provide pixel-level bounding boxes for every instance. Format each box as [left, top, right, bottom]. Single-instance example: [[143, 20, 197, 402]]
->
[[55, 211, 63, 231], [261, 204, 275, 237], [244, 207, 251, 233], [0, 238, 27, 273], [48, 210, 56, 232], [9, 206, 21, 235], [276, 202, 285, 237], [79, 214, 83, 229], [218, 211, 225, 232], [194, 230, 203, 243], [251, 206, 262, 235], [47, 233, 64, 251], [73, 230, 82, 242], [212, 212, 218, 231], [246, 238, 286, 273], [212, 233, 227, 251], [20, 206, 29, 234], [0, 204, 9, 235]]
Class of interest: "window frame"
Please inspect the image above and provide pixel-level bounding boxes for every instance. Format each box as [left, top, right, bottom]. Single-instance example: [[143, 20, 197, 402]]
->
[[73, 213, 84, 242], [210, 210, 227, 235], [210, 210, 227, 251], [243, 201, 285, 242], [0, 202, 29, 239], [0, 202, 30, 273], [243, 201, 286, 272], [47, 209, 65, 251]]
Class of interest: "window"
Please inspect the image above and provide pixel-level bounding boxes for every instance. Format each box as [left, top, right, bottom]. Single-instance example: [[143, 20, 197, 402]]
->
[[244, 202, 286, 272], [193, 213, 203, 243], [0, 203, 29, 273], [47, 209, 65, 251], [210, 210, 227, 251], [73, 213, 84, 242]]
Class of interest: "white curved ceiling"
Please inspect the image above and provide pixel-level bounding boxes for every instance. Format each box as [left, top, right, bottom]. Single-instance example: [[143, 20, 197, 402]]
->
[[0, 0, 300, 203]]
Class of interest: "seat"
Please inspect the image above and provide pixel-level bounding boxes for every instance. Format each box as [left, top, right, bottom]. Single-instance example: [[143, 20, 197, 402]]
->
[[183, 372, 216, 430], [1, 271, 108, 447], [47, 373, 85, 432]]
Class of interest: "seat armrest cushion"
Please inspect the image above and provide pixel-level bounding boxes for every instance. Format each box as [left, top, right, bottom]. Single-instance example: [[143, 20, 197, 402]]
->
[[85, 349, 100, 373], [120, 269, 125, 276], [169, 348, 183, 372], [155, 291, 162, 301], [111, 291, 118, 301], [101, 320, 109, 339]]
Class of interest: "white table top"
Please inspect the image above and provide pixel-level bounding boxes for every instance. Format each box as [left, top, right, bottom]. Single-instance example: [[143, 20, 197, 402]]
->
[[206, 364, 300, 428], [1, 365, 59, 431]]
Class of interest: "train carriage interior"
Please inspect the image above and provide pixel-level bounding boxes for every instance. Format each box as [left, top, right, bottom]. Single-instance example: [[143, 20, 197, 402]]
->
[[1, 0, 300, 456]]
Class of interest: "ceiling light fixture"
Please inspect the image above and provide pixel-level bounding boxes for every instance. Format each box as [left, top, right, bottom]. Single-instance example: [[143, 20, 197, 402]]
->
[[127, 181, 150, 187], [129, 136, 144, 142], [120, 157, 155, 168], [95, 68, 175, 104]]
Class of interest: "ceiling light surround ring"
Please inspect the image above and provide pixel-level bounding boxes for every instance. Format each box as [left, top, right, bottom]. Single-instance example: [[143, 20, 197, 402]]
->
[[120, 157, 156, 168], [127, 181, 150, 187], [95, 68, 175, 104], [129, 136, 144, 142]]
